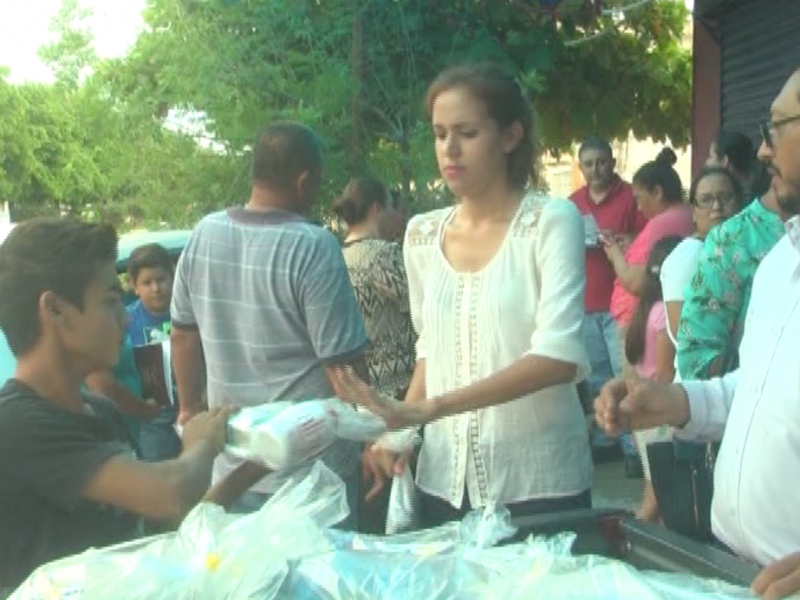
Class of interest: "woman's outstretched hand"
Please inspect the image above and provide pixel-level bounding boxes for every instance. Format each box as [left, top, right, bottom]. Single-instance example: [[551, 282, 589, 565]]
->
[[331, 367, 437, 429]]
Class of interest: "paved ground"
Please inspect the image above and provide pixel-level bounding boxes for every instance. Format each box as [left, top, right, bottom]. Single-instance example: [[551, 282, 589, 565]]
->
[[591, 457, 641, 512]]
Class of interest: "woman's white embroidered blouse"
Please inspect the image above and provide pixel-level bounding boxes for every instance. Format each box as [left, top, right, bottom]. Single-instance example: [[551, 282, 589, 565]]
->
[[403, 192, 593, 508]]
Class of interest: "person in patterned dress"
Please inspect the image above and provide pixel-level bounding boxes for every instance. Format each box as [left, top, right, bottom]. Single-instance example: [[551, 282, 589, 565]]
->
[[334, 177, 415, 404], [333, 177, 415, 532]]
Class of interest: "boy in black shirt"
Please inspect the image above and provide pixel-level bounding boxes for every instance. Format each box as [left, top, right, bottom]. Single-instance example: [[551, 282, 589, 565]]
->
[[0, 219, 230, 592]]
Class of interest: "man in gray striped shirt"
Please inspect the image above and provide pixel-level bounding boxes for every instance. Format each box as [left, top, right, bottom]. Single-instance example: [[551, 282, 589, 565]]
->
[[170, 123, 369, 522]]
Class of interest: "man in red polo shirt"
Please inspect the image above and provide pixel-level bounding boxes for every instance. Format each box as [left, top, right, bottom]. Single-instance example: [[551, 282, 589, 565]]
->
[[571, 137, 646, 475]]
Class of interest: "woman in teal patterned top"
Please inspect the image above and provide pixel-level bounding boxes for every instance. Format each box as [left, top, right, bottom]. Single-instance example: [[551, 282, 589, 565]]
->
[[676, 187, 785, 379]]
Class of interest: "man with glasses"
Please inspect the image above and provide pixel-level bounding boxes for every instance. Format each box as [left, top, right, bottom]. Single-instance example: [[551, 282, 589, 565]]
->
[[594, 67, 800, 599]]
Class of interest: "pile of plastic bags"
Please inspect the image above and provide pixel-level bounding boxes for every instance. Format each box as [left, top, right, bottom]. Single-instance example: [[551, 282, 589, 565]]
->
[[11, 462, 760, 600]]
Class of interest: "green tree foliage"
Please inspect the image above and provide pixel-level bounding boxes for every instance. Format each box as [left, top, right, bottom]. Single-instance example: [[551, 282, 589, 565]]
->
[[0, 0, 246, 226], [1, 0, 691, 224], [116, 0, 691, 208], [38, 0, 97, 89]]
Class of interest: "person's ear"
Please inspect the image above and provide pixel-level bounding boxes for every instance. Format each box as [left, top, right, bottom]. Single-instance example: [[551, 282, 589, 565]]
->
[[370, 202, 382, 219], [654, 184, 666, 204], [40, 291, 67, 328], [296, 170, 310, 199], [503, 121, 524, 155]]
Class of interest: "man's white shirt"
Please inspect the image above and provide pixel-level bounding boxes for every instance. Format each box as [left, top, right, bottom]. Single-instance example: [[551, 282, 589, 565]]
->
[[679, 216, 800, 565]]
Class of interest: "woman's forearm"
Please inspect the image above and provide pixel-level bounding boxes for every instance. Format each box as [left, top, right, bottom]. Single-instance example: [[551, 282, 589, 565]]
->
[[403, 360, 426, 404], [611, 254, 646, 295], [432, 354, 576, 420]]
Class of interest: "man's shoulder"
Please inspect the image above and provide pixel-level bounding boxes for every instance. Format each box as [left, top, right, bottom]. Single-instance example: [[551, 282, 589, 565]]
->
[[189, 210, 228, 236], [0, 382, 121, 428], [277, 222, 342, 265], [191, 209, 339, 259], [0, 382, 60, 444], [83, 391, 123, 420], [569, 185, 589, 204], [300, 221, 340, 246], [0, 380, 39, 422], [708, 201, 776, 244]]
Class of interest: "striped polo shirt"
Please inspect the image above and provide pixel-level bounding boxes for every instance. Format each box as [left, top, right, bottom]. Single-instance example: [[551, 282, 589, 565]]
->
[[172, 207, 368, 492]]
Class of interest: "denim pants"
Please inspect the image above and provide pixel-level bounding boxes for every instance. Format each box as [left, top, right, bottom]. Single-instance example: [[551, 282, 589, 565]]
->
[[582, 312, 635, 456], [139, 406, 182, 462]]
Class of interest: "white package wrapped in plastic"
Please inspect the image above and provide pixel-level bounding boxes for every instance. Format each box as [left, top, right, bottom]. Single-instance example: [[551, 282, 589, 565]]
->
[[226, 398, 387, 471], [10, 462, 350, 600]]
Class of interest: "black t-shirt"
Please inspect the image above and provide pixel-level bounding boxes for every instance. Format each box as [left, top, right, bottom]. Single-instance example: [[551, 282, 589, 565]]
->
[[0, 379, 142, 590]]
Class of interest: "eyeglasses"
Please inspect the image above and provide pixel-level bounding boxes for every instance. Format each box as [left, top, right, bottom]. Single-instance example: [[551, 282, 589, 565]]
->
[[693, 194, 738, 209], [760, 114, 800, 149]]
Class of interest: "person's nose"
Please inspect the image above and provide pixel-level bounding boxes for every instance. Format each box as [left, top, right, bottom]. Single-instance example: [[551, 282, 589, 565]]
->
[[757, 139, 773, 164], [445, 134, 460, 158]]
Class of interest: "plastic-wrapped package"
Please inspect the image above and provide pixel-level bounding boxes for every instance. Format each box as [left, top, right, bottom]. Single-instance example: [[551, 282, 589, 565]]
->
[[10, 462, 349, 600], [226, 399, 386, 471]]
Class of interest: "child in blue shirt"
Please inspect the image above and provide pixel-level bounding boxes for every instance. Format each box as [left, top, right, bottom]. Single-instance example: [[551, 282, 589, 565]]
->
[[125, 244, 181, 461]]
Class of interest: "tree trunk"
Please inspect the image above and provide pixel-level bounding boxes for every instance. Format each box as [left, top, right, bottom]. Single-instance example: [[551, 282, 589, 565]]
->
[[349, 0, 366, 174]]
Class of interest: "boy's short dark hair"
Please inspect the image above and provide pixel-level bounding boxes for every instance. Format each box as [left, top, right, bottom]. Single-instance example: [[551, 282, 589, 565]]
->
[[0, 219, 118, 357], [127, 244, 173, 283]]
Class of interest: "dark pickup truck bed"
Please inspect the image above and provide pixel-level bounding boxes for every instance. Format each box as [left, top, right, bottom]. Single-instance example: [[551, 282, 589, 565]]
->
[[510, 509, 760, 587]]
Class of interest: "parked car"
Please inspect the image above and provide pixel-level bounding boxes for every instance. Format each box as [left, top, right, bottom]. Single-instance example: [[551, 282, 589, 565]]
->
[[0, 228, 192, 386], [117, 229, 192, 272]]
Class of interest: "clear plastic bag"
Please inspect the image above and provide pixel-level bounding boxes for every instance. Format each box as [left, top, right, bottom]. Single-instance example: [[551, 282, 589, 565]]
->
[[13, 462, 763, 600], [277, 504, 518, 600], [376, 427, 422, 535], [490, 541, 759, 600], [10, 462, 349, 600], [385, 468, 420, 535]]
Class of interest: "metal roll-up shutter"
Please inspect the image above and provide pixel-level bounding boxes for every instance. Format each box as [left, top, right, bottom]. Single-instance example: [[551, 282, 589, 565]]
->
[[720, 0, 800, 142]]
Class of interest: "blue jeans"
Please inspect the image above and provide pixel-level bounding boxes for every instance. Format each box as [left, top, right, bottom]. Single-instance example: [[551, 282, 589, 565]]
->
[[582, 312, 635, 456], [228, 465, 361, 531], [139, 406, 182, 462]]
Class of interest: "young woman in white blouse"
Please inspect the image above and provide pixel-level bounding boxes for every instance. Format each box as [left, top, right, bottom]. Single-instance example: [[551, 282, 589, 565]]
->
[[333, 62, 592, 527]]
